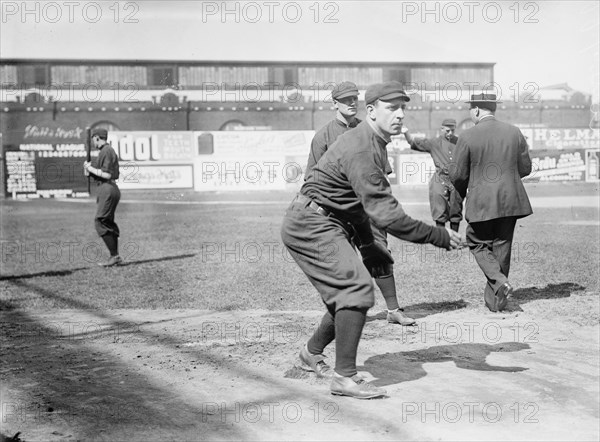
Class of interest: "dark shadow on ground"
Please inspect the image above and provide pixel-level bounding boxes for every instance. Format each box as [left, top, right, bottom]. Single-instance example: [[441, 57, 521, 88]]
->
[[359, 342, 530, 387], [506, 282, 585, 312], [0, 253, 196, 281], [0, 299, 240, 441], [1, 279, 410, 439], [0, 431, 23, 442], [366, 300, 468, 322]]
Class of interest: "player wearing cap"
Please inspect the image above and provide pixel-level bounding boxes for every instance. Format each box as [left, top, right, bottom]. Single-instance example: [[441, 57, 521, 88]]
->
[[281, 81, 461, 399], [450, 93, 533, 312], [307, 81, 415, 326], [306, 81, 361, 171], [403, 118, 464, 232], [83, 128, 122, 267]]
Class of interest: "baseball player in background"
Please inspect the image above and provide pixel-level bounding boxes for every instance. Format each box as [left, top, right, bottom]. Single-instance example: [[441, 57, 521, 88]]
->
[[307, 81, 416, 326], [282, 81, 461, 399], [83, 128, 122, 267], [450, 93, 533, 312], [403, 118, 464, 232]]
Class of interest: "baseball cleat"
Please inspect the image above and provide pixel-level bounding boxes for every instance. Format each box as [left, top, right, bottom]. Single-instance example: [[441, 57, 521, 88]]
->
[[98, 255, 123, 267], [298, 345, 333, 378], [387, 308, 416, 326], [330, 374, 387, 399]]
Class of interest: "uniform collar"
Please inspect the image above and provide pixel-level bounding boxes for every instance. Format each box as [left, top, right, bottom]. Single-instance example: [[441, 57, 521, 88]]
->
[[336, 113, 359, 128], [366, 118, 391, 144]]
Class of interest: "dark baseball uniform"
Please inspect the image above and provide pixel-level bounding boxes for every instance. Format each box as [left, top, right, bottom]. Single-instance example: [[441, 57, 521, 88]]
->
[[307, 116, 392, 247], [282, 120, 450, 312], [451, 115, 532, 306], [92, 143, 121, 238], [410, 135, 463, 225], [306, 117, 361, 172]]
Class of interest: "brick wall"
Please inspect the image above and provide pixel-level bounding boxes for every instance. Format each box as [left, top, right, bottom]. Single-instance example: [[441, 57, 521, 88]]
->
[[0, 101, 594, 146]]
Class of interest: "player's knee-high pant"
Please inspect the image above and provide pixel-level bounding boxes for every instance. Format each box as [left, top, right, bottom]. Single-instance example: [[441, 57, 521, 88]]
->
[[281, 199, 375, 310], [448, 185, 464, 225], [429, 174, 463, 224], [466, 217, 517, 299], [95, 182, 121, 237], [281, 197, 375, 376]]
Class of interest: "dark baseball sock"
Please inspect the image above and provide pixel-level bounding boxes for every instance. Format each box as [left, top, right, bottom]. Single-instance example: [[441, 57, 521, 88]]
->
[[436, 221, 445, 228], [375, 275, 400, 310], [334, 307, 368, 377], [450, 222, 460, 232], [307, 310, 335, 355], [101, 234, 119, 257]]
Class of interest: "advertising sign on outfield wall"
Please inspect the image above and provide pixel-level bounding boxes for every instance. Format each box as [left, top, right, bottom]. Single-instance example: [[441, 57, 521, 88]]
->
[[519, 127, 599, 150], [5, 129, 597, 197], [118, 164, 194, 190], [193, 131, 313, 192], [108, 131, 197, 162], [585, 149, 600, 182], [525, 149, 587, 182]]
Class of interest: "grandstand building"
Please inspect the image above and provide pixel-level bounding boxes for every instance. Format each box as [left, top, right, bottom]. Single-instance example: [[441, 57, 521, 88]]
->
[[1, 58, 592, 139], [0, 59, 597, 197]]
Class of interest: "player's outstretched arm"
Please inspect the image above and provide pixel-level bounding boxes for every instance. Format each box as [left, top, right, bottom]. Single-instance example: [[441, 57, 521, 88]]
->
[[385, 214, 460, 250], [403, 127, 432, 153]]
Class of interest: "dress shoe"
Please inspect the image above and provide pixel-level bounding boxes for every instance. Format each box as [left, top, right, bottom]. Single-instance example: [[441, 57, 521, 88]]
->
[[486, 282, 513, 312], [496, 282, 513, 311]]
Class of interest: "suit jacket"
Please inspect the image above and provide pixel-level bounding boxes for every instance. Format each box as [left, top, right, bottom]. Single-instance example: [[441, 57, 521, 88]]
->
[[450, 116, 533, 223]]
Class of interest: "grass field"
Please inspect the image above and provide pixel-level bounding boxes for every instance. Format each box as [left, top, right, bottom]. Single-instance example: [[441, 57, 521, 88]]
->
[[1, 183, 598, 314], [1, 182, 599, 441]]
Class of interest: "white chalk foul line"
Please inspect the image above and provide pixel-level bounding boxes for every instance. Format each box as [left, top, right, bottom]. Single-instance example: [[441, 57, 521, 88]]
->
[[41, 195, 600, 208]]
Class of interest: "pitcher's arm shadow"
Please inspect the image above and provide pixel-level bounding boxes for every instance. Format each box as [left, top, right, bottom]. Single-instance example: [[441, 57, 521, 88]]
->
[[359, 342, 530, 387]]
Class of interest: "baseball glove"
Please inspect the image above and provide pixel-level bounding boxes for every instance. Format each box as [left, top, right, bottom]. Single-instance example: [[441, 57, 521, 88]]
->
[[359, 241, 394, 278]]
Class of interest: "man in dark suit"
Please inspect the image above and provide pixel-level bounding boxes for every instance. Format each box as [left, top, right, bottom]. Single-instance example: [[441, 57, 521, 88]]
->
[[450, 93, 533, 312]]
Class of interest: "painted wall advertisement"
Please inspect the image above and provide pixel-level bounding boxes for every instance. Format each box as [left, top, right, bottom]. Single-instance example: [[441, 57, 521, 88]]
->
[[3, 130, 314, 196], [192, 131, 313, 191], [108, 131, 197, 163], [396, 148, 600, 185], [518, 127, 599, 150], [525, 149, 600, 183], [3, 128, 598, 197]]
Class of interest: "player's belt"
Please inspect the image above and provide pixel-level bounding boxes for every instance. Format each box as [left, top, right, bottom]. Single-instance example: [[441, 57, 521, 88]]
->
[[294, 194, 332, 217]]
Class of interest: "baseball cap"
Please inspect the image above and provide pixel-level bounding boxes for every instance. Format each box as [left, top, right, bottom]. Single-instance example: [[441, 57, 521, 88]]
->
[[91, 128, 108, 138], [365, 81, 410, 105], [441, 118, 457, 128], [332, 81, 359, 100]]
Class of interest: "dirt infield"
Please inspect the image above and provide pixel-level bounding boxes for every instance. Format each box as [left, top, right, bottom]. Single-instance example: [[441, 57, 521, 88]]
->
[[1, 182, 599, 441], [2, 288, 599, 441]]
